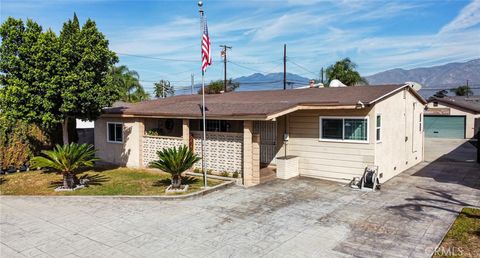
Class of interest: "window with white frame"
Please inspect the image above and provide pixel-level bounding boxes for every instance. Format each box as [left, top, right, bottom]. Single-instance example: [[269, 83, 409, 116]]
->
[[376, 115, 382, 142], [320, 117, 368, 142], [107, 122, 123, 143]]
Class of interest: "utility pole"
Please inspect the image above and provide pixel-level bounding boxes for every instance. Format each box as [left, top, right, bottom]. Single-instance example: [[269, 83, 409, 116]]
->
[[320, 67, 324, 84], [220, 45, 232, 92], [191, 73, 194, 95], [283, 44, 286, 90]]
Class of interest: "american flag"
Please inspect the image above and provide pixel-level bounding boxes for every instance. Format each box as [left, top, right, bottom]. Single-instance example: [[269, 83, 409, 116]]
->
[[201, 18, 212, 73]]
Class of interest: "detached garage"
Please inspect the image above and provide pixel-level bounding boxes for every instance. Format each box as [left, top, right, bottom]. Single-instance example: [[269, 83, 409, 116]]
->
[[424, 115, 465, 139], [426, 96, 480, 139]]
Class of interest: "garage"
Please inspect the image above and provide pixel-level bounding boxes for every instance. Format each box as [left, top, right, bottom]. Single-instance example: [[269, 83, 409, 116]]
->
[[424, 115, 466, 139]]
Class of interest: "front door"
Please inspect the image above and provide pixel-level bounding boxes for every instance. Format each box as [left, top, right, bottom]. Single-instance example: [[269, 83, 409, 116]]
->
[[253, 121, 277, 165]]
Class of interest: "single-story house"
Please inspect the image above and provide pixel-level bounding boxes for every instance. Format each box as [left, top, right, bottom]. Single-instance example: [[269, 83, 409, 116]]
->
[[94, 84, 426, 186], [425, 96, 480, 139]]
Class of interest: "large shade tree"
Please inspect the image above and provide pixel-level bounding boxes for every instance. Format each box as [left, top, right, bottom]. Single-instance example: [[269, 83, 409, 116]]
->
[[0, 15, 120, 144], [325, 58, 368, 86]]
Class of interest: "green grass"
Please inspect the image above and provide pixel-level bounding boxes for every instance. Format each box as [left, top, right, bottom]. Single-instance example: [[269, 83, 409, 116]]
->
[[0, 167, 221, 196], [433, 208, 480, 258]]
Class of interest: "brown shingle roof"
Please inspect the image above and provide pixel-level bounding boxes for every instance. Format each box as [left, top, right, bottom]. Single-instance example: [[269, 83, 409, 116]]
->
[[104, 84, 424, 119], [429, 96, 480, 114]]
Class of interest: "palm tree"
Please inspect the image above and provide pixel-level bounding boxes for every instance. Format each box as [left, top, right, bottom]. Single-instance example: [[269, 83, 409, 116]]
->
[[154, 80, 175, 98], [149, 145, 201, 189], [30, 143, 98, 189], [326, 58, 368, 86], [110, 65, 150, 102]]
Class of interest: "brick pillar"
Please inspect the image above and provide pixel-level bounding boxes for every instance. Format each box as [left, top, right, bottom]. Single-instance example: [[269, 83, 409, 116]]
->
[[243, 121, 254, 186], [243, 121, 261, 187], [182, 119, 189, 146], [252, 134, 261, 185]]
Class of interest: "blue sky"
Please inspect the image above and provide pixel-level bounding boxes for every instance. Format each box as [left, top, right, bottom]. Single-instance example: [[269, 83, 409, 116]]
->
[[2, 0, 480, 94]]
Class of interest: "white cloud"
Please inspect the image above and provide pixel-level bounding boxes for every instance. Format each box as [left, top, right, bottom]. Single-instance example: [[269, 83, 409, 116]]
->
[[440, 0, 480, 33], [75, 1, 480, 81]]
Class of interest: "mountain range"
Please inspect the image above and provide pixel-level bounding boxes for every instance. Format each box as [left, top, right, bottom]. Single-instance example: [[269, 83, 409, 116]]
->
[[228, 59, 479, 97], [365, 59, 480, 97]]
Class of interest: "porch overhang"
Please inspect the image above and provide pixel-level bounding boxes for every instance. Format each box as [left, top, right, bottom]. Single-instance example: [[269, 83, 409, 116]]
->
[[265, 104, 363, 120]]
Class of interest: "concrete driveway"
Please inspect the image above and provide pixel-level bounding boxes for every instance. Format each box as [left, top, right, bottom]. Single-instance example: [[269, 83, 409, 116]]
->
[[1, 139, 479, 258]]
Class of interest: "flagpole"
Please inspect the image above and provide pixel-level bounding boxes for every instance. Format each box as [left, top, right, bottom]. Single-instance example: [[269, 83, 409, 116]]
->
[[198, 1, 208, 188], [201, 72, 207, 188]]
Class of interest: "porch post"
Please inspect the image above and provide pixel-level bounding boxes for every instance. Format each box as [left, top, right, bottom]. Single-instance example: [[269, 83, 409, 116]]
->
[[243, 121, 260, 187], [243, 121, 253, 186], [139, 119, 145, 167], [182, 119, 189, 146]]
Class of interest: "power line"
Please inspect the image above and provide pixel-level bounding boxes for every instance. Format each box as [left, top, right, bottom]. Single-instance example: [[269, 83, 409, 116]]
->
[[288, 60, 318, 77], [117, 52, 200, 63], [227, 60, 269, 74], [117, 52, 281, 65]]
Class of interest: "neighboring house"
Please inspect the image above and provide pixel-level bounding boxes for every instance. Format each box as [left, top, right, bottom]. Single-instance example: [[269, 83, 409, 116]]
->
[[76, 103, 133, 145], [94, 84, 426, 186], [425, 96, 480, 139], [76, 119, 94, 145]]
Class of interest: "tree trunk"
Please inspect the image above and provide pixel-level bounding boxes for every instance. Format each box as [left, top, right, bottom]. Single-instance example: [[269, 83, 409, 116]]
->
[[62, 117, 69, 145], [62, 172, 74, 189], [171, 174, 182, 188]]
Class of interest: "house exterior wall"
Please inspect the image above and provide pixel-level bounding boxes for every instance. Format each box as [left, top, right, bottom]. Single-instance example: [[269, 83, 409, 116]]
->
[[374, 89, 424, 182], [276, 89, 424, 184], [94, 117, 143, 167], [284, 108, 375, 183], [426, 102, 480, 138], [142, 136, 184, 167]]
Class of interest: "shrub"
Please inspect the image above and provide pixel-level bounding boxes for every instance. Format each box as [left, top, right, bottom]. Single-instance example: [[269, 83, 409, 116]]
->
[[232, 171, 239, 178], [149, 145, 201, 189], [207, 169, 213, 175], [0, 119, 48, 170], [145, 128, 161, 136], [30, 143, 97, 189], [220, 171, 229, 177], [193, 167, 201, 173]]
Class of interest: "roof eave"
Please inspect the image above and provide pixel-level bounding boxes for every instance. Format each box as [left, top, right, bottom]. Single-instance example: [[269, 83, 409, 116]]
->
[[368, 84, 427, 105]]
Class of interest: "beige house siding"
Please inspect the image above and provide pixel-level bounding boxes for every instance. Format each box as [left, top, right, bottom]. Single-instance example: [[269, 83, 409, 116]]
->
[[94, 117, 143, 167], [426, 102, 480, 138], [374, 89, 424, 182], [284, 108, 375, 183]]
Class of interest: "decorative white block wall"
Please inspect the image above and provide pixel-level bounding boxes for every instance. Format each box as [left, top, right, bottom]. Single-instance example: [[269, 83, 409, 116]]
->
[[191, 131, 243, 173], [142, 136, 184, 167]]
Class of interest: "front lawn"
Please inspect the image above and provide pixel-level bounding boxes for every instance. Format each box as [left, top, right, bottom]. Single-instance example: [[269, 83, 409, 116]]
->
[[0, 168, 221, 196], [433, 207, 480, 258]]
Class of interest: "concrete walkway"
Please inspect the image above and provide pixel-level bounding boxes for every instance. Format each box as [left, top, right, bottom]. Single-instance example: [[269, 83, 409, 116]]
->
[[1, 139, 479, 258]]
